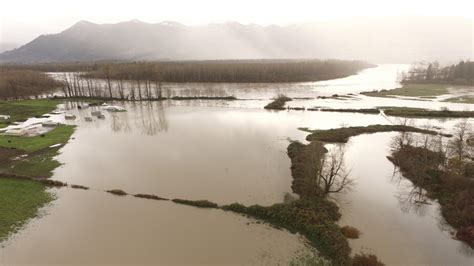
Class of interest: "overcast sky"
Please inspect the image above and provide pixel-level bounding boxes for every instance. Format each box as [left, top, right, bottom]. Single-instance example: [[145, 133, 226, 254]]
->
[[1, 0, 473, 44]]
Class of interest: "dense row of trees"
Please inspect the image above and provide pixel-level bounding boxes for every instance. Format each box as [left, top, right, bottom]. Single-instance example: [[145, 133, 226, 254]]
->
[[59, 73, 167, 100], [401, 60, 474, 84], [1, 59, 373, 100], [0, 68, 62, 99], [391, 119, 473, 178], [85, 59, 374, 83]]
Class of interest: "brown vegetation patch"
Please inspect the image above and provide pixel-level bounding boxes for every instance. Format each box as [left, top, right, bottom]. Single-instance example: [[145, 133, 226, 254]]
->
[[341, 225, 361, 239], [71, 184, 89, 190], [0, 69, 62, 99], [0, 147, 24, 164], [264, 94, 292, 110], [456, 226, 474, 247], [134, 194, 169, 201], [106, 189, 128, 196], [352, 253, 385, 266], [287, 141, 327, 197], [172, 199, 219, 208]]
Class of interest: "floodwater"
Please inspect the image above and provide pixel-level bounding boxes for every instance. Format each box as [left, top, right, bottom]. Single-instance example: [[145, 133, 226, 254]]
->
[[52, 103, 391, 205], [2, 64, 474, 265], [0, 189, 310, 265], [338, 133, 473, 265]]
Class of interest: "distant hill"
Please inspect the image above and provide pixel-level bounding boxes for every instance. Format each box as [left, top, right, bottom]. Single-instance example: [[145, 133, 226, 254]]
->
[[0, 17, 472, 63], [0, 43, 20, 53]]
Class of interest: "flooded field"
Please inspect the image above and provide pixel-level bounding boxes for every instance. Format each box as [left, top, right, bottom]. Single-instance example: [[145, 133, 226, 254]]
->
[[1, 64, 473, 265]]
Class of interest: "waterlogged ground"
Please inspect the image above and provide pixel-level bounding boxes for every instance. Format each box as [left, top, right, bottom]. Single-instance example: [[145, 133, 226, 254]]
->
[[1, 64, 474, 265]]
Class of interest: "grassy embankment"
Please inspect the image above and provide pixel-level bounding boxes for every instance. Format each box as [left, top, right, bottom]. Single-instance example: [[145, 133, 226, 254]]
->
[[0, 99, 75, 242], [361, 83, 474, 103], [301, 124, 448, 143], [442, 96, 474, 104], [388, 146, 474, 247], [315, 107, 474, 118], [320, 108, 380, 114], [380, 107, 474, 118]]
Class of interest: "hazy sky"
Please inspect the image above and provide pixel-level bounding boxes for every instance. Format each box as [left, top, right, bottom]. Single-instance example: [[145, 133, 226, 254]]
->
[[1, 0, 473, 44]]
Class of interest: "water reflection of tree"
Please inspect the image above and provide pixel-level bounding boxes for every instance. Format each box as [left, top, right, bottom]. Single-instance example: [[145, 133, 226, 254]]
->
[[137, 101, 169, 136], [110, 112, 131, 133], [390, 166, 431, 216]]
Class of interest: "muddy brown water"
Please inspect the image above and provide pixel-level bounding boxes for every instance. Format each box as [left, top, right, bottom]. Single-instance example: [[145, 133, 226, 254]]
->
[[1, 64, 473, 265], [337, 133, 474, 265], [0, 189, 310, 265]]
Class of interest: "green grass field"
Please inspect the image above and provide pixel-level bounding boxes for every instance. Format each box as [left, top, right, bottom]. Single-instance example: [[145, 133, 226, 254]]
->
[[362, 83, 450, 98], [0, 99, 76, 243], [5, 148, 62, 178], [0, 99, 61, 128], [442, 96, 474, 104], [0, 177, 53, 242], [0, 125, 75, 152]]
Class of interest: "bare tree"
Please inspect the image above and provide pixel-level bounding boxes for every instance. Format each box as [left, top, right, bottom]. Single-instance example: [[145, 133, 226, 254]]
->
[[449, 120, 471, 161], [103, 65, 113, 99], [391, 118, 415, 151], [317, 145, 353, 194], [116, 79, 125, 100]]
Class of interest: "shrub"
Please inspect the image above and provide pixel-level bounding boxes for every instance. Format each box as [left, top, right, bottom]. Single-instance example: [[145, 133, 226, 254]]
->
[[352, 253, 385, 266], [134, 194, 168, 201], [172, 199, 219, 208], [71, 184, 89, 190], [264, 94, 292, 110], [341, 226, 360, 239], [106, 189, 127, 196]]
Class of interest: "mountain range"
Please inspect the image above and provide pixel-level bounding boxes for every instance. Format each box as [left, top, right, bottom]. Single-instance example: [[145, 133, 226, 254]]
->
[[0, 17, 472, 63]]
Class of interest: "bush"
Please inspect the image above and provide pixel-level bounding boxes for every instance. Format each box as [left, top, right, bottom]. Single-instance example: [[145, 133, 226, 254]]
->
[[264, 94, 292, 110], [341, 226, 360, 239], [172, 199, 219, 208], [306, 125, 443, 143], [134, 194, 168, 201], [106, 189, 127, 196], [352, 253, 385, 266]]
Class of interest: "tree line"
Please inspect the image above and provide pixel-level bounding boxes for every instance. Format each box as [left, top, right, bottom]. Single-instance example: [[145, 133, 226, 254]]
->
[[84, 59, 374, 83], [1, 59, 373, 100], [0, 68, 62, 100], [401, 60, 474, 85], [59, 72, 167, 100]]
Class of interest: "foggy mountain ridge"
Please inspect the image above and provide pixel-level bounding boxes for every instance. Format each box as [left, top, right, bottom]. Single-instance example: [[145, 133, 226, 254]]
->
[[0, 17, 472, 63]]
